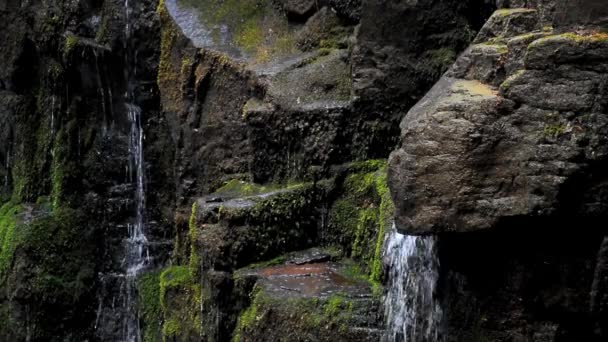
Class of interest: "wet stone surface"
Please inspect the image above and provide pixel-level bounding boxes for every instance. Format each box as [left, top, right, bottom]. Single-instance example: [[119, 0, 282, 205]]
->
[[238, 249, 372, 299]]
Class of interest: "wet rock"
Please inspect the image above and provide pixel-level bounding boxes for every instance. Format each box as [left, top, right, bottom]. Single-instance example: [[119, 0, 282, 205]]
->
[[280, 0, 317, 21], [388, 2, 608, 340], [233, 259, 383, 341]]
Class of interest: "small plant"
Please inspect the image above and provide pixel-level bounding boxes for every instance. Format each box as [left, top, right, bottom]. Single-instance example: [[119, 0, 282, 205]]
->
[[64, 34, 78, 56]]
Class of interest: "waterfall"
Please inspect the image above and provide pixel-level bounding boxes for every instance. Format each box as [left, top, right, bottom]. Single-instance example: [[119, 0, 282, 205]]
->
[[124, 103, 150, 342], [122, 1, 149, 341], [383, 224, 443, 342]]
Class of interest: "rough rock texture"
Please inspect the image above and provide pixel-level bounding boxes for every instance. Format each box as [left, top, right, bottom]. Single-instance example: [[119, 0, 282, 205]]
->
[[0, 0, 174, 340], [5, 0, 608, 340], [441, 223, 607, 341], [388, 1, 608, 340], [351, 0, 496, 157], [389, 7, 608, 234], [232, 257, 383, 342], [163, 0, 497, 188], [158, 160, 393, 341]]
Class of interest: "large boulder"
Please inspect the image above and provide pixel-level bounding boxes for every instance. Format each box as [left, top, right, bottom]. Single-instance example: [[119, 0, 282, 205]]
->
[[389, 5, 608, 234]]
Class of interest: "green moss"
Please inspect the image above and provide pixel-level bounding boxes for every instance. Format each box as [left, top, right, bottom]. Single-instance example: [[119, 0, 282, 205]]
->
[[213, 179, 305, 197], [499, 69, 525, 92], [543, 123, 567, 138], [160, 266, 192, 302], [476, 42, 508, 54], [241, 255, 287, 270], [351, 208, 378, 259], [530, 32, 608, 49], [494, 8, 536, 17], [324, 295, 345, 317], [64, 34, 79, 57], [181, 57, 192, 74], [188, 202, 200, 278], [0, 202, 22, 277], [95, 9, 111, 43], [232, 286, 263, 342], [213, 180, 272, 197], [157, 0, 166, 14], [428, 48, 457, 72], [47, 123, 70, 211], [233, 289, 360, 341], [328, 162, 394, 292], [159, 265, 201, 341], [348, 159, 388, 173], [138, 271, 162, 342], [162, 318, 181, 338], [157, 5, 185, 111], [8, 206, 97, 313]]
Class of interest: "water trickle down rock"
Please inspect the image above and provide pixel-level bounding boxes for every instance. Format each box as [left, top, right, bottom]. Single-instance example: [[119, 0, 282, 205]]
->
[[94, 1, 152, 341], [124, 102, 150, 342], [383, 225, 443, 342]]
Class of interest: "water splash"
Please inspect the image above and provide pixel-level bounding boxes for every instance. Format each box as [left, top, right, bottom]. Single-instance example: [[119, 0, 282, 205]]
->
[[383, 224, 443, 342]]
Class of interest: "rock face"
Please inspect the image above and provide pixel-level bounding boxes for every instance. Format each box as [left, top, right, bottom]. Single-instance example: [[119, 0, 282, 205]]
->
[[3, 0, 607, 340], [389, 6, 608, 234], [388, 0, 608, 340]]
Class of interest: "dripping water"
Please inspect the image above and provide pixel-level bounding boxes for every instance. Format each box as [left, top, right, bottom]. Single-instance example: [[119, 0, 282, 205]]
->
[[3, 147, 10, 190], [383, 224, 443, 342], [122, 1, 149, 341], [124, 103, 149, 342], [93, 50, 108, 135], [50, 81, 56, 137]]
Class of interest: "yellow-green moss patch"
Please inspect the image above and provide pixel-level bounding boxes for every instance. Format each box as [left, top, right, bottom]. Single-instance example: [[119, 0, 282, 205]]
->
[[0, 202, 22, 277]]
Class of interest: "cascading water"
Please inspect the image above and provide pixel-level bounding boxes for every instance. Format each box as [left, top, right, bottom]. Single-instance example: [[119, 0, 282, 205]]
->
[[383, 224, 443, 342], [122, 1, 150, 341], [95, 0, 152, 342], [123, 103, 150, 342]]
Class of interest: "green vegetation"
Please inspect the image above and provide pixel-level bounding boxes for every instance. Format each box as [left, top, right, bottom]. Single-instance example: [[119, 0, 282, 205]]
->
[[51, 130, 66, 210], [241, 255, 287, 270], [188, 202, 200, 277], [0, 202, 21, 277], [530, 31, 608, 50], [213, 179, 276, 197], [329, 161, 394, 293], [543, 123, 567, 138], [213, 179, 305, 197], [232, 289, 357, 341], [160, 266, 193, 306], [138, 271, 163, 342], [476, 42, 508, 54], [64, 34, 79, 57], [499, 69, 526, 92], [232, 286, 263, 342], [494, 8, 536, 17], [159, 266, 202, 341], [428, 48, 457, 73]]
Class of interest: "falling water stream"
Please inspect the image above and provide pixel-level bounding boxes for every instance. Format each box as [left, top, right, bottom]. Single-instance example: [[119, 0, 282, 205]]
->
[[123, 1, 149, 341], [383, 224, 443, 342], [124, 103, 150, 342]]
